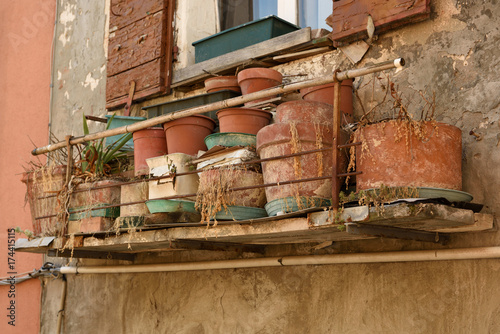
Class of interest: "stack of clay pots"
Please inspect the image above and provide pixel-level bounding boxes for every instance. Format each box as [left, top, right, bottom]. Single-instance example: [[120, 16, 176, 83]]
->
[[214, 68, 282, 135]]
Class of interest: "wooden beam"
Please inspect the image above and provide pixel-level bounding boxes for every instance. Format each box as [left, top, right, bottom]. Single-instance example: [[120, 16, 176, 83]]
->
[[433, 213, 494, 233], [171, 28, 311, 88], [47, 249, 135, 261], [346, 223, 450, 245]]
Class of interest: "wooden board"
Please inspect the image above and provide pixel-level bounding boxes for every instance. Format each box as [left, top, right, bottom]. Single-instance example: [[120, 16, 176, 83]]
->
[[106, 0, 174, 109], [110, 0, 167, 30], [108, 11, 166, 76], [15, 204, 495, 256], [326, 0, 431, 45], [106, 58, 165, 103], [172, 28, 312, 88]]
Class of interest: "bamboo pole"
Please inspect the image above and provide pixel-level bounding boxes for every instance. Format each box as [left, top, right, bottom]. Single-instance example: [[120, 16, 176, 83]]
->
[[31, 58, 405, 156]]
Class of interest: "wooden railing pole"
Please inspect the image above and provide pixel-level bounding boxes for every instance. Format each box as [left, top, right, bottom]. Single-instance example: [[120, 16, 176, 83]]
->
[[332, 74, 342, 211]]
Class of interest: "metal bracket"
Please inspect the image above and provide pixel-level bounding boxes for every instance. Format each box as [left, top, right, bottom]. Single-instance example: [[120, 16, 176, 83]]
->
[[346, 223, 450, 245], [47, 249, 135, 262]]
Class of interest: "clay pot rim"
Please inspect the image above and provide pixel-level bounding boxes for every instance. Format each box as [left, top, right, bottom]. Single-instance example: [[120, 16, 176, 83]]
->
[[300, 79, 353, 98], [133, 127, 166, 140], [162, 115, 216, 131], [21, 164, 68, 183], [357, 119, 460, 132], [256, 122, 334, 152], [277, 100, 333, 110], [204, 75, 238, 84], [216, 107, 273, 119], [237, 68, 282, 84]]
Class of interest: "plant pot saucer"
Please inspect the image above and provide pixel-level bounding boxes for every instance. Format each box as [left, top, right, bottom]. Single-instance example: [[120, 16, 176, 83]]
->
[[204, 132, 256, 149], [265, 197, 331, 217], [214, 206, 267, 220], [362, 187, 473, 203], [146, 199, 198, 214]]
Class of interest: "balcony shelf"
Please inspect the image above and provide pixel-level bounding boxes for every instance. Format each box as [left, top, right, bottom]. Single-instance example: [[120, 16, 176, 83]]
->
[[16, 202, 494, 261]]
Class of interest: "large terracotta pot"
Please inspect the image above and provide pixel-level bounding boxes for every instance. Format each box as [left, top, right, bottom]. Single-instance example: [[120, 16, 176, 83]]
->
[[300, 79, 353, 124], [204, 76, 241, 93], [237, 68, 282, 106], [163, 115, 216, 155], [355, 120, 462, 190], [275, 100, 333, 125], [69, 179, 121, 209], [217, 107, 272, 134], [257, 122, 347, 203], [199, 169, 266, 208], [21, 165, 67, 236], [133, 128, 168, 176]]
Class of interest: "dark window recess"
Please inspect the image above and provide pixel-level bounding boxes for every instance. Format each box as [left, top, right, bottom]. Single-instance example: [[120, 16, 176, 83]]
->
[[326, 0, 431, 46], [218, 0, 254, 31], [106, 0, 175, 110]]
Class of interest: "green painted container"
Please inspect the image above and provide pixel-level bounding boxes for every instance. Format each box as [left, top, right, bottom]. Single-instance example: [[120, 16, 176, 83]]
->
[[68, 204, 120, 221], [214, 206, 267, 220], [146, 199, 198, 214], [204, 132, 256, 149], [105, 115, 146, 151], [142, 90, 241, 123], [193, 15, 300, 63], [265, 196, 331, 217]]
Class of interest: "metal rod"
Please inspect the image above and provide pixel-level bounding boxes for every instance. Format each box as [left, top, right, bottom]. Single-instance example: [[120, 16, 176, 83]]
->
[[337, 171, 362, 177], [337, 142, 362, 149], [37, 147, 334, 200], [34, 175, 333, 220], [31, 58, 405, 156]]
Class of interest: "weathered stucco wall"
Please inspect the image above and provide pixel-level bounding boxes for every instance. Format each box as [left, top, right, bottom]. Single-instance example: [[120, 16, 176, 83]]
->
[[50, 0, 110, 138], [40, 0, 500, 333], [0, 1, 56, 333]]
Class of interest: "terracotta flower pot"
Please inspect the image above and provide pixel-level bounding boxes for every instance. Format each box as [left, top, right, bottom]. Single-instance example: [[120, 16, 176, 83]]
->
[[69, 179, 122, 209], [275, 100, 334, 125], [300, 79, 353, 124], [217, 107, 272, 134], [257, 122, 348, 204], [204, 76, 241, 93], [163, 115, 216, 155], [199, 169, 266, 208], [133, 128, 168, 176], [237, 68, 282, 106], [67, 179, 122, 233], [354, 120, 462, 190], [21, 165, 67, 236]]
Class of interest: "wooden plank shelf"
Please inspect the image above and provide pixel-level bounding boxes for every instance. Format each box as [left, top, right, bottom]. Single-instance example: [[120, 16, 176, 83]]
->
[[15, 203, 494, 258]]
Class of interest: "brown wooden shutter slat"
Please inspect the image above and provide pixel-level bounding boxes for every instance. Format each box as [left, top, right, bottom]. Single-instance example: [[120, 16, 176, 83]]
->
[[326, 0, 431, 45], [110, 0, 166, 30], [106, 0, 174, 110], [108, 11, 166, 77]]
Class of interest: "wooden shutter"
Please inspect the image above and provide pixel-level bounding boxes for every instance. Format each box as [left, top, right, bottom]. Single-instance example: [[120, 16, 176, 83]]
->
[[106, 0, 175, 109], [326, 0, 431, 46]]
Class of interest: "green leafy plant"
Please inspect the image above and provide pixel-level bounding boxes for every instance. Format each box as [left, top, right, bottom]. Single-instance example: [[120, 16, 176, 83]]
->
[[78, 114, 133, 177]]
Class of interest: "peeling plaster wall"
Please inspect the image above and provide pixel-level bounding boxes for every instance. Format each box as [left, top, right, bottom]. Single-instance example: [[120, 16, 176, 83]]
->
[[50, 0, 109, 138], [41, 0, 500, 333]]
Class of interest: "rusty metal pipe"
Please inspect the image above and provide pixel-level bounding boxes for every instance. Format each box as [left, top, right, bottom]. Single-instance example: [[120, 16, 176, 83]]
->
[[37, 147, 334, 200], [34, 175, 333, 220]]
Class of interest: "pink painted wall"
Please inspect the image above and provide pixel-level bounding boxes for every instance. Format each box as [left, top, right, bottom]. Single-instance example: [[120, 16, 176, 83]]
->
[[0, 0, 56, 332]]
